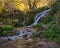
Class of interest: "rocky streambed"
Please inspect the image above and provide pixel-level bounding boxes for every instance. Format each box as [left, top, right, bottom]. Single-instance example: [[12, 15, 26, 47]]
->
[[0, 26, 60, 48], [0, 26, 37, 41]]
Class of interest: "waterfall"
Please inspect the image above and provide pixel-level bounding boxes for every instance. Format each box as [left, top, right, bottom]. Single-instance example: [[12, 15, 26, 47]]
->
[[0, 9, 51, 41], [29, 9, 51, 27]]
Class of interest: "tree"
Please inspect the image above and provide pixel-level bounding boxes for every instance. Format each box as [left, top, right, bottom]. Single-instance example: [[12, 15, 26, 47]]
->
[[1, 0, 15, 17], [21, 0, 41, 10], [27, 0, 41, 10]]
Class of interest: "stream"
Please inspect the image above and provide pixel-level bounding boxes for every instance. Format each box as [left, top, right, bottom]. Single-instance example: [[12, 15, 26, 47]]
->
[[0, 9, 51, 41]]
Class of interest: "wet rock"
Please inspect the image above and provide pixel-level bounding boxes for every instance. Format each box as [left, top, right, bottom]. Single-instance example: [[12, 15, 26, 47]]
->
[[0, 27, 34, 41], [0, 37, 8, 40], [27, 32, 32, 37], [23, 34, 27, 38], [37, 31, 43, 38], [18, 30, 25, 37], [23, 38, 33, 46], [24, 26, 31, 28], [8, 36, 18, 41], [26, 38, 33, 42], [0, 22, 3, 25]]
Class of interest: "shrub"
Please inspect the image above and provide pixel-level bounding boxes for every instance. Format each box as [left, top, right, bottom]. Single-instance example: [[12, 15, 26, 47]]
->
[[43, 22, 60, 44], [0, 25, 14, 36], [43, 28, 56, 39], [2, 25, 14, 30], [53, 37, 60, 44], [2, 31, 11, 36]]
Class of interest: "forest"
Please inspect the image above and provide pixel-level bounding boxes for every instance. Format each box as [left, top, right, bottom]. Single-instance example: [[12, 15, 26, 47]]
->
[[0, 0, 60, 48]]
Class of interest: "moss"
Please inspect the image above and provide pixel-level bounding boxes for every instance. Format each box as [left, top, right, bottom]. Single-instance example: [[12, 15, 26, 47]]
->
[[2, 25, 14, 30], [0, 25, 14, 36], [2, 31, 11, 36]]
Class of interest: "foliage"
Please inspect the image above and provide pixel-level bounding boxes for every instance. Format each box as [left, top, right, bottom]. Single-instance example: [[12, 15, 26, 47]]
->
[[1, 25, 14, 30], [43, 27, 56, 39], [2, 31, 11, 36], [43, 23, 60, 44], [0, 25, 14, 36], [38, 2, 60, 44], [53, 37, 60, 44]]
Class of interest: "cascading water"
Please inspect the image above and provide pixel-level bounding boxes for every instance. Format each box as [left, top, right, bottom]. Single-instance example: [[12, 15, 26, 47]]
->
[[30, 9, 51, 27], [0, 9, 51, 41]]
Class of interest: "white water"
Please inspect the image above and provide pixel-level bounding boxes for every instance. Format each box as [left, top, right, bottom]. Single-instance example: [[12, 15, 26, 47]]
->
[[30, 9, 51, 27], [0, 9, 51, 41]]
